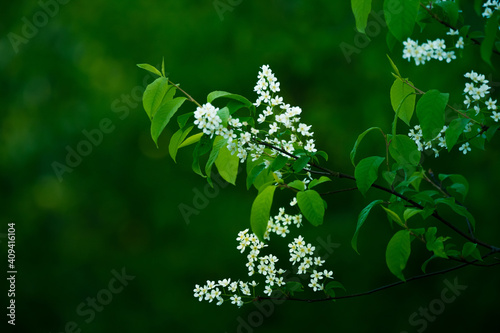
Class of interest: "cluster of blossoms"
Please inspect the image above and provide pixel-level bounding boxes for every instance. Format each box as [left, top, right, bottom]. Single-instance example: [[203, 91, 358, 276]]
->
[[402, 37, 460, 66], [192, 65, 318, 180], [193, 203, 334, 307], [408, 71, 498, 157], [482, 0, 500, 19], [463, 71, 498, 120]]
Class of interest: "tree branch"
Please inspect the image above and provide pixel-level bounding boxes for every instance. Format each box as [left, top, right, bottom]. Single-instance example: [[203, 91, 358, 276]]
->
[[253, 139, 497, 251], [256, 250, 500, 303], [420, 2, 500, 57]]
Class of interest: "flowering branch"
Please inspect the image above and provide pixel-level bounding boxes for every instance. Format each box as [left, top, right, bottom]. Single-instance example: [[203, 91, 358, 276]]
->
[[255, 249, 500, 303], [420, 2, 500, 57]]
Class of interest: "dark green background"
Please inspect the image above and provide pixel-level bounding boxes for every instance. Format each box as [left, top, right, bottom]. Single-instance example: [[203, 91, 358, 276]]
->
[[1, 1, 499, 332]]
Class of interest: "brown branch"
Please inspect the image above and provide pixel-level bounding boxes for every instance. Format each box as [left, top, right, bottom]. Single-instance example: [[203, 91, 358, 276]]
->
[[256, 249, 500, 303], [254, 139, 497, 251], [420, 2, 500, 57]]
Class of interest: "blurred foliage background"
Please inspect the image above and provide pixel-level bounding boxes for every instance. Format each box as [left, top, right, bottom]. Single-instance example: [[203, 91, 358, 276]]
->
[[1, 0, 499, 332]]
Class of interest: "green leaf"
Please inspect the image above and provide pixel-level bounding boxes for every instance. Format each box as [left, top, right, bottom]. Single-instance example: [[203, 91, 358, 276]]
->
[[403, 208, 422, 221], [217, 107, 230, 127], [205, 136, 228, 186], [177, 112, 193, 129], [462, 242, 482, 261], [383, 0, 420, 41], [390, 79, 416, 126], [416, 89, 449, 141], [250, 185, 276, 241], [387, 54, 401, 77], [355, 156, 385, 195], [350, 127, 383, 166], [389, 134, 421, 167], [433, 2, 459, 26], [297, 190, 325, 226], [325, 281, 346, 292], [435, 197, 475, 231], [207, 91, 254, 107], [288, 180, 306, 191], [283, 281, 304, 296], [150, 97, 186, 147], [215, 143, 240, 185], [351, 0, 372, 33], [271, 154, 289, 171], [161, 57, 165, 77], [351, 199, 384, 254], [381, 206, 405, 228], [421, 255, 437, 273], [191, 135, 213, 178], [169, 126, 193, 163], [425, 227, 448, 259], [481, 11, 500, 67], [315, 150, 329, 161], [438, 174, 469, 200], [308, 176, 331, 189], [486, 125, 500, 142], [293, 156, 310, 173], [142, 77, 172, 119], [137, 63, 163, 77], [445, 118, 469, 152], [246, 163, 266, 190], [179, 132, 203, 149], [386, 230, 411, 281]]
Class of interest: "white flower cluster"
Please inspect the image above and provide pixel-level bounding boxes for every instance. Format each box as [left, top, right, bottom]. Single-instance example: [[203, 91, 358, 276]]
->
[[193, 207, 334, 307], [402, 38, 458, 66], [463, 71, 498, 121], [407, 71, 498, 157], [192, 65, 318, 171], [254, 65, 317, 155], [408, 124, 450, 157], [483, 0, 500, 18], [288, 235, 333, 291]]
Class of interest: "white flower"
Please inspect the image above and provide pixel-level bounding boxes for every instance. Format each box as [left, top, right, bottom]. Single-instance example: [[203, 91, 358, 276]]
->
[[290, 197, 297, 206], [459, 142, 471, 155], [491, 111, 500, 122]]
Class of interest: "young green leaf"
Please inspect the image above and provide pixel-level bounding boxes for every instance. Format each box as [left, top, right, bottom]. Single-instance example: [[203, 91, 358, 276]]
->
[[462, 242, 482, 261], [137, 63, 162, 77], [215, 143, 240, 185], [481, 11, 500, 67], [207, 91, 254, 107], [383, 0, 420, 41], [351, 199, 384, 254], [355, 156, 385, 195], [308, 176, 331, 189], [142, 77, 172, 119], [416, 89, 449, 141], [381, 206, 405, 228], [169, 126, 193, 162], [251, 185, 277, 241], [246, 163, 266, 190], [435, 197, 475, 231], [205, 136, 228, 186], [150, 97, 186, 147], [350, 127, 383, 166], [293, 156, 310, 173], [297, 190, 325, 226], [445, 118, 469, 152], [351, 0, 372, 33], [271, 154, 289, 171], [403, 208, 422, 221], [390, 79, 416, 126], [389, 134, 421, 167], [386, 230, 411, 281], [288, 180, 306, 191], [179, 132, 203, 149]]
